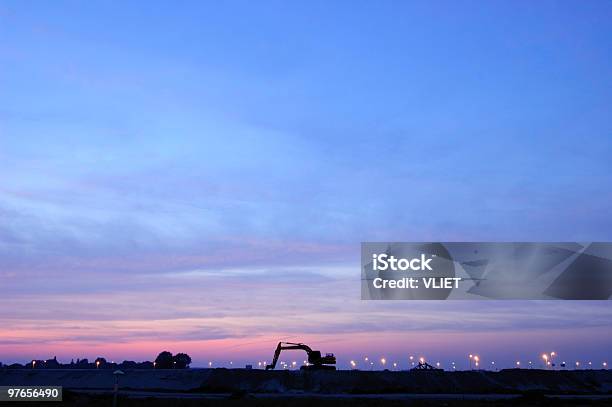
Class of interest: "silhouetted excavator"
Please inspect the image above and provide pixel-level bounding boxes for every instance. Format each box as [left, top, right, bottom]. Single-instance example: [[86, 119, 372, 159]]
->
[[265, 342, 336, 370]]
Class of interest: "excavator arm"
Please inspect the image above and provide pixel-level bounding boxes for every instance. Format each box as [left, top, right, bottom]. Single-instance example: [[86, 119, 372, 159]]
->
[[265, 342, 313, 370]]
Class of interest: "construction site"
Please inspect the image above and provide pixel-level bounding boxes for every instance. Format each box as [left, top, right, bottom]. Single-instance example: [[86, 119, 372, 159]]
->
[[2, 342, 611, 406], [2, 366, 612, 406]]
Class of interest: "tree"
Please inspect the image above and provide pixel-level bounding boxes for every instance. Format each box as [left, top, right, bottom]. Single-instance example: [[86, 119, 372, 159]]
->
[[76, 358, 89, 367], [94, 357, 107, 368], [173, 353, 192, 369], [154, 351, 174, 369], [119, 360, 137, 369]]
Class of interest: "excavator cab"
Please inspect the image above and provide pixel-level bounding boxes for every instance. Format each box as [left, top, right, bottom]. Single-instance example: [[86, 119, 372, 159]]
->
[[308, 350, 322, 363], [266, 342, 336, 371]]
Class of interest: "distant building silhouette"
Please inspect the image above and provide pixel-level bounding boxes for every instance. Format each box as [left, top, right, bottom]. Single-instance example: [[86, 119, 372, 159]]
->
[[1, 351, 191, 370]]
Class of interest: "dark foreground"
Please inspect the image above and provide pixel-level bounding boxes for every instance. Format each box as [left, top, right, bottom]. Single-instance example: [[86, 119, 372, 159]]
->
[[2, 368, 611, 394], [1, 368, 611, 406], [2, 391, 612, 407]]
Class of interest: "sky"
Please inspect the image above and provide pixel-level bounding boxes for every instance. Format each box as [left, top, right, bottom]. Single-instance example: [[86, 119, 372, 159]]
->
[[1, 1, 611, 369]]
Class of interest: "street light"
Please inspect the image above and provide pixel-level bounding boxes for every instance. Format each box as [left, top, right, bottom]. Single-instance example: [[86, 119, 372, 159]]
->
[[469, 355, 479, 370], [350, 360, 356, 369], [550, 351, 556, 367]]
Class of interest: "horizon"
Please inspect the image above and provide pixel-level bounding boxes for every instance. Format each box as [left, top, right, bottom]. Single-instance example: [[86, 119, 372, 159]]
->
[[1, 1, 612, 368]]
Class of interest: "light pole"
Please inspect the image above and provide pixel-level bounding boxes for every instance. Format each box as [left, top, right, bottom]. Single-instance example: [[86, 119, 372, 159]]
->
[[550, 352, 556, 369], [468, 355, 479, 370], [112, 370, 125, 407]]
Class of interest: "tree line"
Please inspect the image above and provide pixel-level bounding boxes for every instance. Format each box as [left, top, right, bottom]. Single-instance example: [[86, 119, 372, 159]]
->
[[0, 351, 192, 370]]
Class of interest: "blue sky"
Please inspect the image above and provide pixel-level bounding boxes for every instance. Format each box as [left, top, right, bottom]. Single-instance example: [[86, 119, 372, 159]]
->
[[1, 1, 611, 366]]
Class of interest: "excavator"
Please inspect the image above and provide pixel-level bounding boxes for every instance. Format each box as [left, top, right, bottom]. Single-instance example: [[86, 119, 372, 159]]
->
[[265, 342, 336, 370]]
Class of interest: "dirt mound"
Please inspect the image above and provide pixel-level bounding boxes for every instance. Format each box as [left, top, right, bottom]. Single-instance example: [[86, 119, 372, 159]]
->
[[2, 368, 611, 395]]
